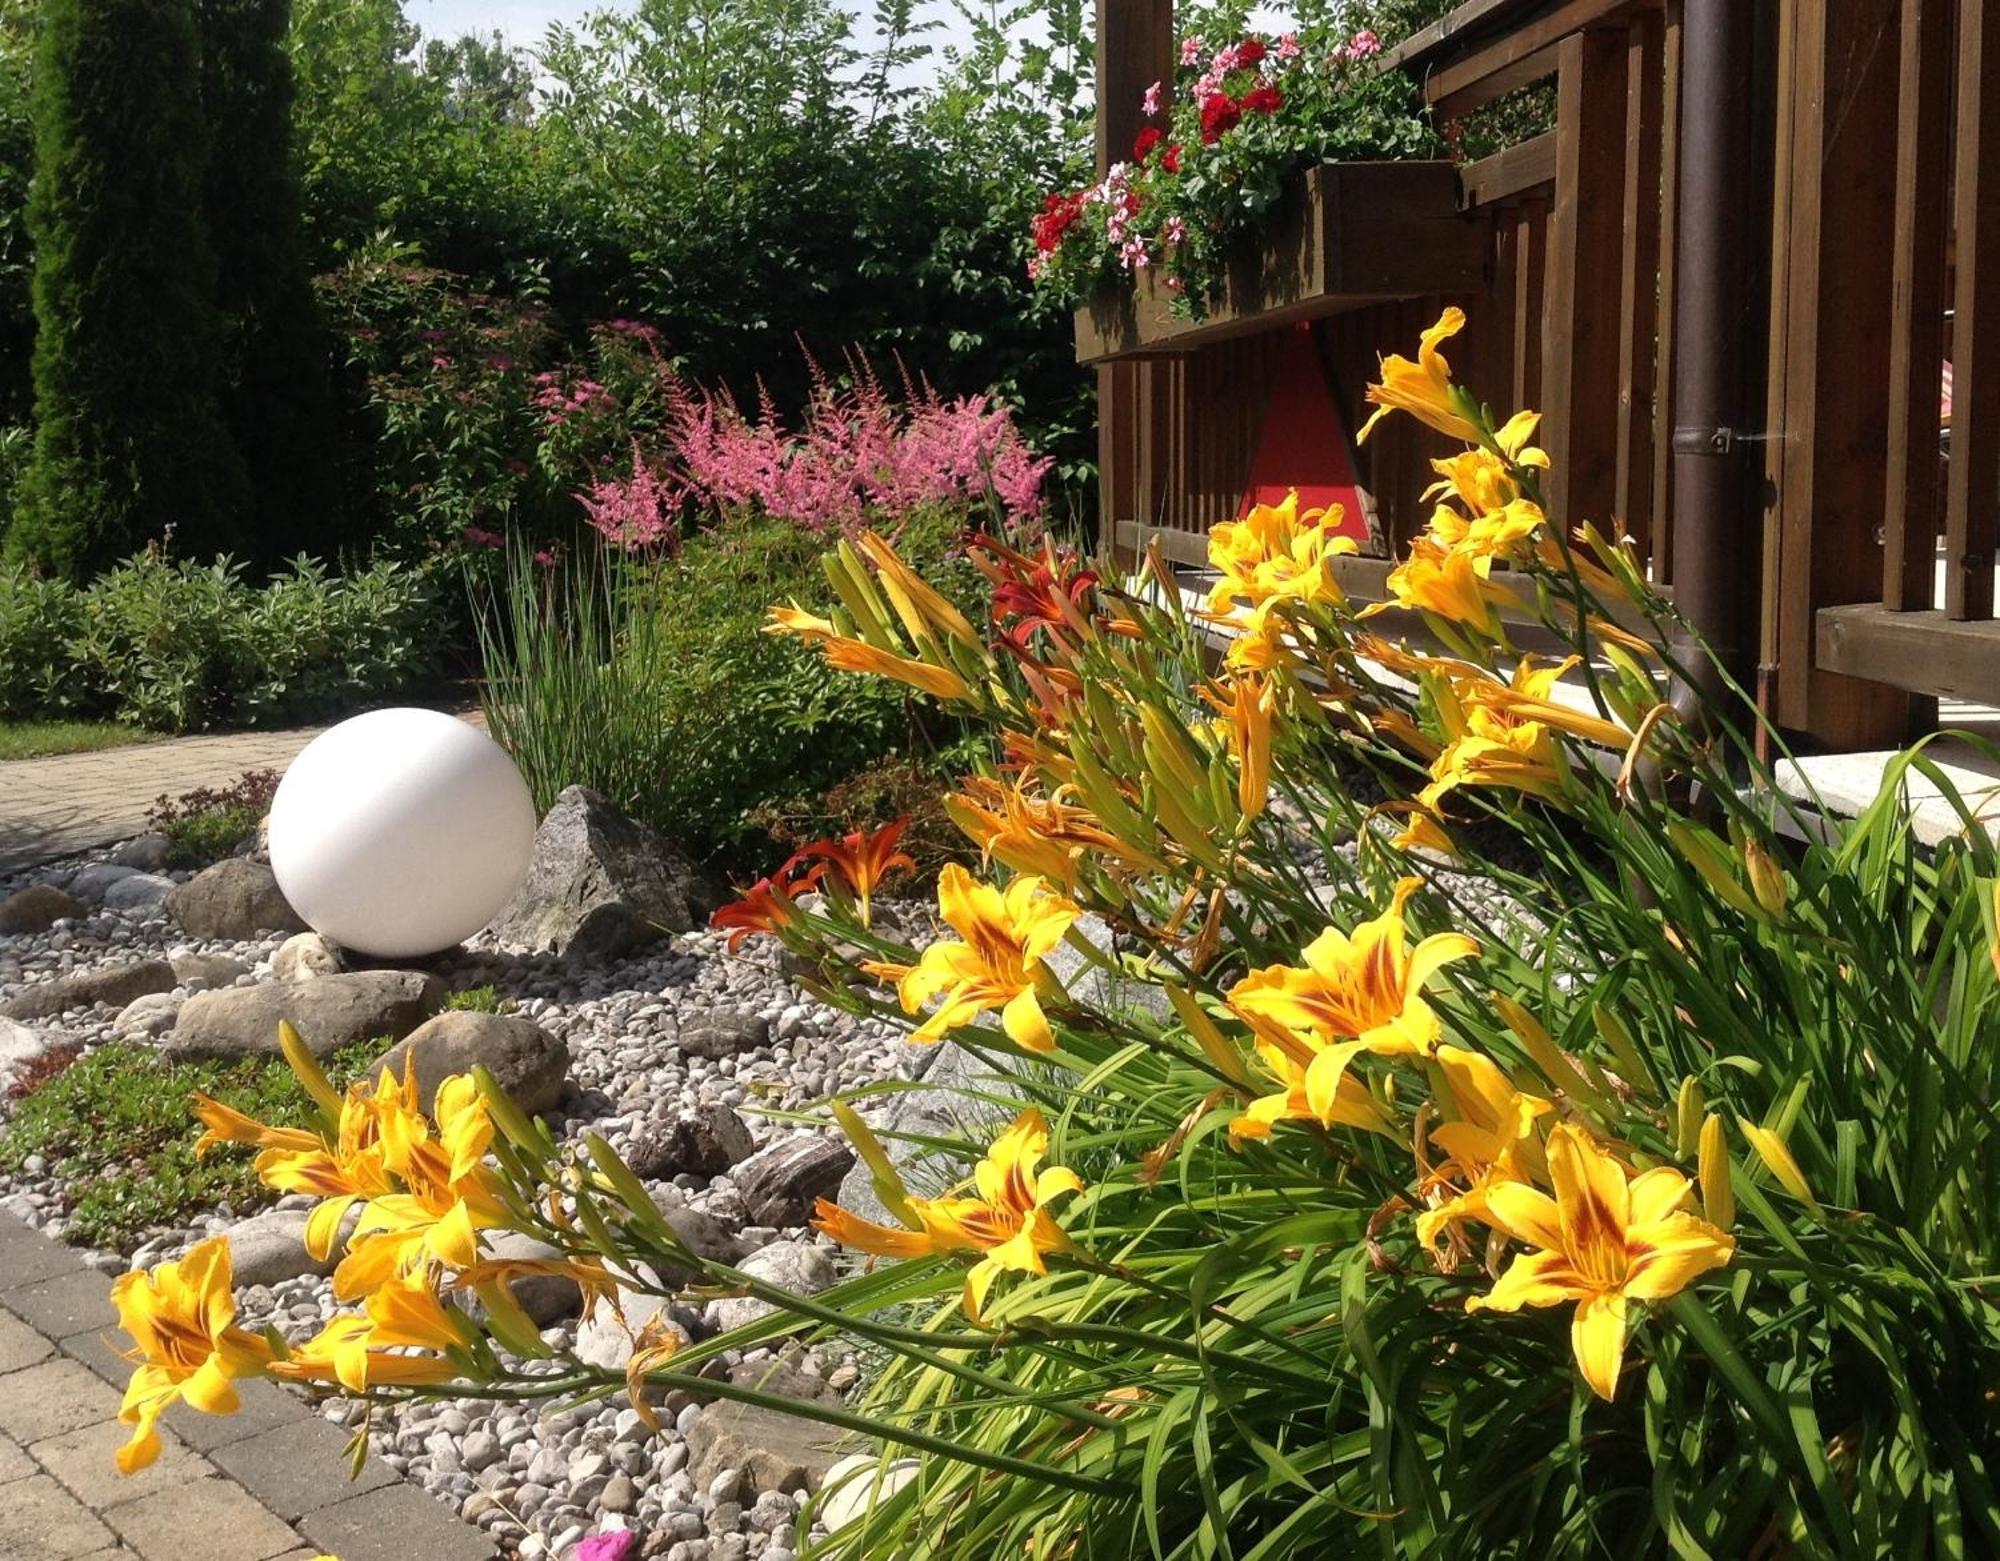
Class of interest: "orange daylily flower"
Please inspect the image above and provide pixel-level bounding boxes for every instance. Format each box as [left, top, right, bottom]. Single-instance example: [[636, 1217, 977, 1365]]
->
[[795, 818, 916, 925], [944, 774, 1153, 891], [711, 867, 812, 952], [1467, 1124, 1735, 1401], [1414, 1045, 1552, 1255]]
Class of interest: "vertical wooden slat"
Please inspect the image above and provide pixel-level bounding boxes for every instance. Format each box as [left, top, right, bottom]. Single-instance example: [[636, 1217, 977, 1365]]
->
[[1651, 0, 1682, 584], [1883, 0, 1953, 611], [1483, 216, 1520, 416], [1946, 0, 2000, 620], [1614, 10, 1664, 556], [1512, 201, 1547, 412], [1770, 0, 1912, 744], [1542, 27, 1628, 532]]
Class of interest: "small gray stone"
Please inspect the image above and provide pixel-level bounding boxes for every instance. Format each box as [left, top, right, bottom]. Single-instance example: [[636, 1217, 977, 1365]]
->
[[460, 1431, 502, 1472], [477, 1231, 584, 1324], [101, 872, 175, 914], [686, 1401, 845, 1498], [602, 1473, 639, 1514], [222, 1206, 339, 1287], [0, 958, 177, 1021], [271, 931, 343, 983], [66, 862, 138, 903], [0, 884, 84, 934], [676, 1014, 770, 1061], [166, 970, 446, 1059], [574, 1287, 692, 1372], [165, 858, 308, 941], [171, 952, 252, 988], [732, 1138, 854, 1228], [0, 1016, 74, 1089], [109, 833, 174, 871]]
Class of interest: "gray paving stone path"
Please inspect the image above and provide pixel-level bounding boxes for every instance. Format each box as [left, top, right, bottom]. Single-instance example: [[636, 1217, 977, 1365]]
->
[[0, 710, 485, 874], [0, 1210, 497, 1561]]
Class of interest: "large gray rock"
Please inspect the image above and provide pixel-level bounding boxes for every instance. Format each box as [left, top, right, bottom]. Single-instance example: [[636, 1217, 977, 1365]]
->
[[574, 1286, 692, 1372], [573, 1209, 744, 1368], [626, 1104, 756, 1180], [66, 862, 138, 903], [706, 1239, 835, 1334], [166, 970, 446, 1059], [0, 959, 178, 1021], [372, 1010, 568, 1117], [165, 859, 307, 941], [0, 884, 83, 935], [102, 873, 175, 915], [109, 833, 173, 871], [1043, 911, 1169, 1021], [687, 1398, 847, 1497], [224, 1207, 337, 1287], [485, 786, 722, 963], [733, 1137, 854, 1228]]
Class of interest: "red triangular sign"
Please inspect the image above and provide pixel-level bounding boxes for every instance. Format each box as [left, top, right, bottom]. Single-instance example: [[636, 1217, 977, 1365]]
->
[[1237, 324, 1375, 547]]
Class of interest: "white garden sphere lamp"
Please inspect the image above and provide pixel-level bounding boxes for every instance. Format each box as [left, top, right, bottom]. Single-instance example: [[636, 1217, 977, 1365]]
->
[[268, 708, 537, 960]]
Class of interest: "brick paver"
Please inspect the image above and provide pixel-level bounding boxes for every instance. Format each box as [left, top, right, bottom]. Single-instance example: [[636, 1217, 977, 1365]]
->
[[0, 1209, 497, 1560]]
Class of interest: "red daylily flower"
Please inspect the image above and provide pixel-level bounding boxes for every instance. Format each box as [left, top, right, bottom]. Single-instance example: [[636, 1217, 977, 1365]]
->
[[796, 820, 916, 924]]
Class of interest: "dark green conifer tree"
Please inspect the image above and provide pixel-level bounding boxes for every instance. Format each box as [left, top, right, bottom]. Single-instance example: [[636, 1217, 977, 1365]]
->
[[200, 0, 342, 560], [11, 0, 247, 576]]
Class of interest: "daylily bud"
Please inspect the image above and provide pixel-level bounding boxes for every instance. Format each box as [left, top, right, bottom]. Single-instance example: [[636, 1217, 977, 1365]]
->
[[1665, 820, 1765, 921], [277, 1020, 342, 1118], [1738, 1118, 1821, 1213], [1675, 1076, 1704, 1158], [1698, 1113, 1735, 1228], [1742, 836, 1788, 918]]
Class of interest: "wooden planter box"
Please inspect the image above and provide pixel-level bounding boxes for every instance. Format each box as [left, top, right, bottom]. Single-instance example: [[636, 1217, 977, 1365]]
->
[[1074, 160, 1486, 365]]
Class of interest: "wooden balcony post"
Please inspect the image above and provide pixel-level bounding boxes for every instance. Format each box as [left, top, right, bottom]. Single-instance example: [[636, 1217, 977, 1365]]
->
[[1764, 0, 1914, 746], [1094, 0, 1174, 551], [1541, 27, 1629, 534]]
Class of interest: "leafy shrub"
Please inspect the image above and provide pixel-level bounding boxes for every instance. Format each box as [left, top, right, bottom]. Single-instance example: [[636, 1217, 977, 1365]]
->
[[477, 509, 981, 866], [147, 768, 281, 868], [443, 984, 503, 1014], [748, 754, 974, 887], [0, 1039, 378, 1250], [172, 311, 2000, 1555], [0, 551, 438, 732]]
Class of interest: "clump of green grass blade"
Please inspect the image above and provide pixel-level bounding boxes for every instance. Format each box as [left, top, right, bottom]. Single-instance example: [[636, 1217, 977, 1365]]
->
[[0, 1040, 379, 1251]]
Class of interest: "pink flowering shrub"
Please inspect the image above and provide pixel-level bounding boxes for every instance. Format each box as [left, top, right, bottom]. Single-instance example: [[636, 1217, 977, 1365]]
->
[[323, 260, 1051, 559]]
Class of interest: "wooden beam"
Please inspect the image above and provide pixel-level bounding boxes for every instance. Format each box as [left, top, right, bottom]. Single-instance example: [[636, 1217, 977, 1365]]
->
[[1458, 132, 1557, 207], [1650, 0, 1682, 583], [1881, 0, 1952, 611], [1426, 0, 1645, 118], [1817, 604, 2000, 705], [1946, 0, 2000, 619], [1613, 11, 1664, 554], [1541, 28, 1629, 534], [1379, 0, 1546, 75]]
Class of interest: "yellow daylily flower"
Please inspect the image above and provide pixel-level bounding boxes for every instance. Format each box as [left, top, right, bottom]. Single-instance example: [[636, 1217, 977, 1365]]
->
[[1226, 1006, 1394, 1142], [815, 1107, 1085, 1319], [1227, 879, 1478, 1126], [191, 1093, 322, 1160], [1357, 307, 1482, 445], [1427, 497, 1546, 562], [111, 1237, 273, 1473], [1414, 1045, 1552, 1255], [1467, 1123, 1735, 1401], [888, 864, 1081, 1051], [764, 601, 839, 641], [1209, 673, 1275, 820], [1370, 536, 1520, 640], [270, 1271, 473, 1394], [1206, 490, 1356, 617]]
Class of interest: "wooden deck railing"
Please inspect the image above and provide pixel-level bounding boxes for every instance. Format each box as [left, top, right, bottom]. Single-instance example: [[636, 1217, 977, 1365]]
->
[[1088, 0, 2000, 750]]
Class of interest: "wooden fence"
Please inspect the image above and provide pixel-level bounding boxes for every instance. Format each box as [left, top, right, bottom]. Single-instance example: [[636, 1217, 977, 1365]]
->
[[1086, 0, 2000, 751]]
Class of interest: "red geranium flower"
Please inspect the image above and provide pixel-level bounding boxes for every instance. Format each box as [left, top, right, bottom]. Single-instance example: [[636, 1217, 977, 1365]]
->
[[1161, 143, 1183, 174], [1237, 36, 1266, 67], [1133, 127, 1164, 163], [1241, 82, 1284, 116], [1199, 93, 1242, 143]]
